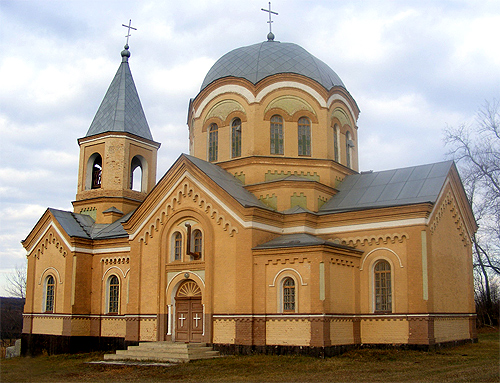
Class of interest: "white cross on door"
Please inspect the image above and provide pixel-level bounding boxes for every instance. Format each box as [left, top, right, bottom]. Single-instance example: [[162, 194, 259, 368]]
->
[[193, 313, 201, 327]]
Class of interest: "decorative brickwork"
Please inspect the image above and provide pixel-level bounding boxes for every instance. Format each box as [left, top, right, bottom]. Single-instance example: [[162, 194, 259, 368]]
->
[[140, 179, 238, 243]]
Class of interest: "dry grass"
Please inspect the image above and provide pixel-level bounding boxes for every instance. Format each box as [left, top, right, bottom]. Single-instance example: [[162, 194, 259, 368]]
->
[[1, 330, 498, 383]]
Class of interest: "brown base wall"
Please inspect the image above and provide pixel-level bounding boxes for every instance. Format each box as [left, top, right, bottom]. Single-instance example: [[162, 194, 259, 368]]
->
[[213, 337, 478, 357], [21, 333, 138, 357]]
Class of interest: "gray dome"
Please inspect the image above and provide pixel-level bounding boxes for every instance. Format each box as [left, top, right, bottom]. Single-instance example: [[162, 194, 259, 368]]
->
[[200, 40, 345, 91]]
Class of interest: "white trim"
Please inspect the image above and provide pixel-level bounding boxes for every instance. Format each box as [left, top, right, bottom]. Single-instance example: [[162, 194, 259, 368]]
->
[[38, 267, 62, 285], [269, 268, 307, 287], [211, 313, 476, 319], [81, 134, 159, 149], [255, 82, 326, 107], [360, 248, 404, 271], [102, 266, 128, 280], [167, 304, 172, 335], [327, 94, 357, 121], [75, 247, 131, 254], [26, 221, 131, 256], [165, 270, 206, 294]]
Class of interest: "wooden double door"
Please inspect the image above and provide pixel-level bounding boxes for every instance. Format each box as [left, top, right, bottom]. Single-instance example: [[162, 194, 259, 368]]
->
[[175, 280, 203, 343]]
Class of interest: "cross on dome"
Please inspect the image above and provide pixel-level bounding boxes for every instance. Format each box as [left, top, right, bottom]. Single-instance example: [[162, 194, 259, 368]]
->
[[261, 2, 278, 41], [122, 19, 137, 45]]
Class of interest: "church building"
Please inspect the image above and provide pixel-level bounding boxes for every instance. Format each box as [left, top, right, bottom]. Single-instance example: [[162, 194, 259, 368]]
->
[[22, 30, 477, 356]]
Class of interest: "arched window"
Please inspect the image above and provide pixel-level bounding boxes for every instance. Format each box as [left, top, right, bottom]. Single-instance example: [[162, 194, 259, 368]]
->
[[193, 229, 203, 255], [346, 131, 353, 168], [298, 117, 311, 156], [333, 124, 339, 162], [374, 260, 392, 313], [174, 232, 183, 261], [91, 154, 102, 189], [130, 156, 143, 191], [45, 275, 55, 313], [209, 123, 218, 162], [108, 275, 120, 314], [283, 277, 296, 312], [231, 118, 242, 158], [270, 115, 284, 155]]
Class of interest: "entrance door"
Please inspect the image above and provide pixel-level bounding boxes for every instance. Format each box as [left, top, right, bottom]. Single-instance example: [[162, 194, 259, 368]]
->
[[175, 280, 203, 343]]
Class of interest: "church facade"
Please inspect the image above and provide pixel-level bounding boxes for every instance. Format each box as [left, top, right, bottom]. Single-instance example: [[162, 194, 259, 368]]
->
[[22, 35, 477, 355]]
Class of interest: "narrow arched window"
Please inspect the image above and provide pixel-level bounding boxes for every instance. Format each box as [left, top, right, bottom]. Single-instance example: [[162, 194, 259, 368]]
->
[[374, 260, 392, 313], [298, 117, 311, 156], [232, 118, 242, 158], [45, 275, 55, 313], [91, 154, 102, 189], [283, 277, 295, 312], [346, 131, 353, 168], [333, 124, 339, 162], [130, 156, 143, 191], [108, 275, 119, 314], [270, 115, 283, 155], [193, 229, 203, 255], [174, 232, 183, 261], [209, 123, 218, 162]]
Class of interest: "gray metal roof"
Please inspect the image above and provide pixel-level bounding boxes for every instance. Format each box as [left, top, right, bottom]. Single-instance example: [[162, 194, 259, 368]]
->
[[253, 233, 354, 250], [85, 46, 153, 141], [184, 155, 269, 209], [49, 208, 129, 240], [200, 40, 345, 91], [319, 161, 454, 213]]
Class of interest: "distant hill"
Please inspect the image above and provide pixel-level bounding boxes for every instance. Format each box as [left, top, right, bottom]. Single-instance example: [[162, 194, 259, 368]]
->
[[1, 297, 25, 341]]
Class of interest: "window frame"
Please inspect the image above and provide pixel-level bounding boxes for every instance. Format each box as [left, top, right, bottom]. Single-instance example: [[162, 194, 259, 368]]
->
[[173, 231, 183, 261], [333, 124, 340, 162], [231, 118, 242, 158], [346, 130, 353, 168], [44, 275, 55, 313], [193, 229, 203, 256], [373, 260, 392, 313], [208, 123, 218, 162], [282, 276, 296, 313], [297, 117, 311, 156], [270, 115, 284, 155], [107, 275, 120, 315]]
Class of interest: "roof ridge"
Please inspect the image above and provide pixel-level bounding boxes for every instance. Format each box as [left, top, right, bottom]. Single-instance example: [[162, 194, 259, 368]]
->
[[70, 212, 93, 237]]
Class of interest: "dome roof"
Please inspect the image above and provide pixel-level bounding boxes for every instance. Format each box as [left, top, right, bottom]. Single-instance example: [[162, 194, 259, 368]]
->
[[200, 40, 345, 91]]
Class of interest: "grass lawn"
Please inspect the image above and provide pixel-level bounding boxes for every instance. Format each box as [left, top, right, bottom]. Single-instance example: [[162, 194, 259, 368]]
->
[[1, 330, 498, 383]]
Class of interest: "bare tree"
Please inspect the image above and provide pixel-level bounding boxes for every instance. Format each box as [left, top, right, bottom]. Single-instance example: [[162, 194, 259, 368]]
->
[[444, 99, 500, 326], [4, 263, 27, 299]]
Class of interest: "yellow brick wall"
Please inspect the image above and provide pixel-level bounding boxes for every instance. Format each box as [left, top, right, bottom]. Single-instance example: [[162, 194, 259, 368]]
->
[[360, 318, 408, 344], [213, 319, 236, 344], [330, 320, 354, 345], [434, 318, 470, 343], [101, 317, 126, 337], [70, 318, 91, 336], [32, 317, 63, 335], [139, 319, 158, 341], [266, 319, 310, 346]]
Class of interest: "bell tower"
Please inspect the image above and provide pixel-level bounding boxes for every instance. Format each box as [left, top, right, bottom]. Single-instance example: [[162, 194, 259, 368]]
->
[[73, 44, 160, 223]]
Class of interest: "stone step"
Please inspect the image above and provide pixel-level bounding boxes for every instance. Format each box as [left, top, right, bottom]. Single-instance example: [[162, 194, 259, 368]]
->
[[103, 342, 220, 363]]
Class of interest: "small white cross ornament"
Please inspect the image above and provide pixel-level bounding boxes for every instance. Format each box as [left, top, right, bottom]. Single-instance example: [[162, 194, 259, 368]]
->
[[193, 313, 201, 327]]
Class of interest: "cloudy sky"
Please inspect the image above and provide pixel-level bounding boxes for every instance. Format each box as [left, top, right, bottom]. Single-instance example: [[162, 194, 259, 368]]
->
[[0, 0, 499, 296]]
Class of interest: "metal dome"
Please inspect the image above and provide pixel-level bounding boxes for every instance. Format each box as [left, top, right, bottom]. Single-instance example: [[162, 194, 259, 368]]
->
[[200, 40, 345, 91]]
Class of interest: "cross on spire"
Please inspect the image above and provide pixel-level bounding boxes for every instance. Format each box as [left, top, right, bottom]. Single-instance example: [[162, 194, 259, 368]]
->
[[122, 19, 137, 45], [261, 2, 278, 38]]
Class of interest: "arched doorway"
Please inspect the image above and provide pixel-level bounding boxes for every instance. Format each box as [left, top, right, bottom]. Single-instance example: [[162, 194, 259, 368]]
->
[[175, 280, 203, 342]]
